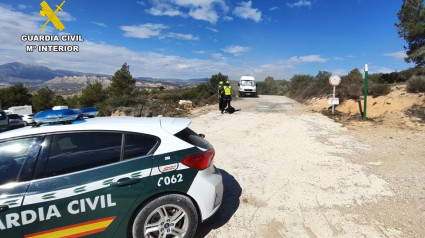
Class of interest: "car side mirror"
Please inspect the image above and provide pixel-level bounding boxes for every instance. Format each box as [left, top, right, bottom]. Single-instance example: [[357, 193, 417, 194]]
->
[[199, 134, 205, 138]]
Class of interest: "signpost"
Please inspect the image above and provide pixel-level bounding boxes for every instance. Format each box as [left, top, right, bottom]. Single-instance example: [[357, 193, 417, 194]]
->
[[328, 75, 341, 114]]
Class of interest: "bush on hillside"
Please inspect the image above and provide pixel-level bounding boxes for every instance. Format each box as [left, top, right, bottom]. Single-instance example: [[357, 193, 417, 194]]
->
[[406, 75, 425, 93], [369, 83, 391, 97]]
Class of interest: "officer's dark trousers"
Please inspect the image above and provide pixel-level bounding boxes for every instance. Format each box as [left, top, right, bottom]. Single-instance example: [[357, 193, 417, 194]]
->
[[219, 97, 224, 111], [223, 96, 231, 112]]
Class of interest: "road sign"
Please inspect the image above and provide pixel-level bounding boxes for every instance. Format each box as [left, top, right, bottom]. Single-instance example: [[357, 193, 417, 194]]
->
[[329, 75, 341, 86], [328, 98, 339, 105]]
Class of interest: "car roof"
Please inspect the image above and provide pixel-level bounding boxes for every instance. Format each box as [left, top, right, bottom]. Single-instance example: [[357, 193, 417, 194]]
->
[[0, 117, 191, 140]]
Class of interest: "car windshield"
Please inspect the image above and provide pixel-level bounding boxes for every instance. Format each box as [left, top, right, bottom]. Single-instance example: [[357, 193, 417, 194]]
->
[[241, 80, 255, 86]]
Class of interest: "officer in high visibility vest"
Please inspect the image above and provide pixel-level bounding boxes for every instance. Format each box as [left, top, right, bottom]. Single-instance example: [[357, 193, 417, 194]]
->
[[222, 81, 232, 113], [218, 81, 225, 111]]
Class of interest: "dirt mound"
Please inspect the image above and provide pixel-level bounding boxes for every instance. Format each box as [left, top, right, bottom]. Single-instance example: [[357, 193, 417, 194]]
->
[[306, 84, 425, 130]]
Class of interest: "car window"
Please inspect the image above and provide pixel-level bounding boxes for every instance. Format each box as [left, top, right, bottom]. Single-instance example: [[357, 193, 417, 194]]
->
[[0, 111, 7, 120], [8, 115, 20, 119], [123, 133, 159, 160], [0, 137, 39, 185], [44, 132, 122, 177]]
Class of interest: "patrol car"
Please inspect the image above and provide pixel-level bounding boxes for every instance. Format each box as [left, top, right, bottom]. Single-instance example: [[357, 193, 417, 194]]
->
[[0, 110, 223, 238]]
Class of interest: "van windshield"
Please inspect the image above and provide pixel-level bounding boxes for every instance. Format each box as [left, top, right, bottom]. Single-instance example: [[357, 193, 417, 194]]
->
[[241, 80, 255, 86]]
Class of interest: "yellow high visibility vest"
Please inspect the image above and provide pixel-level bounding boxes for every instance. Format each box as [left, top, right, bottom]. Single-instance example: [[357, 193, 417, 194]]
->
[[224, 86, 232, 95]]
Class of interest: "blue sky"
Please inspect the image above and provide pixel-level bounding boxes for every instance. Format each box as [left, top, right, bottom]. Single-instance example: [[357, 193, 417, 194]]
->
[[0, 0, 414, 81]]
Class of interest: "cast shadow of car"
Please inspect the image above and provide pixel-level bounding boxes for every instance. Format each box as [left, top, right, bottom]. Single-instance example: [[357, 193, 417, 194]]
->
[[195, 169, 242, 237]]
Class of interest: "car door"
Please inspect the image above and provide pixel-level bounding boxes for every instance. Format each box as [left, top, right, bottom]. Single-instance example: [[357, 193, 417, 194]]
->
[[0, 136, 44, 237], [20, 131, 159, 238]]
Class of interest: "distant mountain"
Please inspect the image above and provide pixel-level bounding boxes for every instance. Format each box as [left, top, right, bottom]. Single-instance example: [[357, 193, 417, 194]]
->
[[0, 62, 92, 85], [0, 62, 209, 95]]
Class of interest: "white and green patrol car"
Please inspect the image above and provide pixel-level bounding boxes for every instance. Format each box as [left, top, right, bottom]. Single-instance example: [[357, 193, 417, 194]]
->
[[0, 114, 223, 238]]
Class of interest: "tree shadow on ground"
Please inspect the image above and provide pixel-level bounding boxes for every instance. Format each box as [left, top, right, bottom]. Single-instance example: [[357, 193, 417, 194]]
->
[[194, 169, 242, 237]]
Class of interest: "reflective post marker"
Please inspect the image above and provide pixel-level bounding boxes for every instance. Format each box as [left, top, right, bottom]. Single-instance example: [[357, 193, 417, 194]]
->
[[363, 64, 368, 121], [332, 86, 336, 114]]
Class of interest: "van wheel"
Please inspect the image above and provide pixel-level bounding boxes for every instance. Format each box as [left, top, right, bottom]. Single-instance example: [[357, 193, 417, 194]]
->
[[132, 194, 198, 238], [238, 92, 243, 97]]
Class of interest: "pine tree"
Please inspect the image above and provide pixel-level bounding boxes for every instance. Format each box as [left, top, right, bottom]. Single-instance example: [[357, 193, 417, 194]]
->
[[396, 0, 425, 66], [108, 63, 136, 97]]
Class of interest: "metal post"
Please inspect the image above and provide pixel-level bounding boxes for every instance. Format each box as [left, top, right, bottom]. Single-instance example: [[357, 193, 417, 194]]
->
[[363, 64, 368, 121], [332, 86, 336, 114]]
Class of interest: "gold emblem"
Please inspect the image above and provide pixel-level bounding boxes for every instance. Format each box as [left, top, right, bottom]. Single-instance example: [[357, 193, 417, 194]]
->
[[40, 1, 66, 31]]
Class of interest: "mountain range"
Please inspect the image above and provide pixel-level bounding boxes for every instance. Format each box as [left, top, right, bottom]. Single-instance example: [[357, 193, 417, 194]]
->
[[0, 62, 208, 95]]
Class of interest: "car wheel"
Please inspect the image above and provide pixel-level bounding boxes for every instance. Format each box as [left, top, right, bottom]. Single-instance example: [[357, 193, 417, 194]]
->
[[24, 121, 28, 126], [132, 194, 198, 238]]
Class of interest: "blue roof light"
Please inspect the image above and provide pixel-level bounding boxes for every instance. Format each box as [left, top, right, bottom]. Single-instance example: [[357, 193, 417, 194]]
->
[[34, 109, 79, 124], [72, 107, 99, 118]]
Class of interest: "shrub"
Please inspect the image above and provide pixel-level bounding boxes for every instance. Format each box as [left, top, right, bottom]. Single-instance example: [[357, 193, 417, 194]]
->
[[369, 83, 391, 97], [406, 75, 425, 93]]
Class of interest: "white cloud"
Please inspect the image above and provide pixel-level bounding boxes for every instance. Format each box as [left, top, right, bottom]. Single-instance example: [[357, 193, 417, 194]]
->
[[211, 53, 227, 60], [223, 16, 233, 21], [145, 3, 183, 17], [189, 6, 219, 23], [120, 23, 199, 41], [120, 23, 168, 39], [56, 11, 76, 22], [166, 32, 199, 40], [222, 45, 251, 55], [145, 0, 228, 24], [288, 55, 328, 64], [287, 0, 312, 8], [91, 21, 107, 27], [136, 1, 146, 6], [17, 4, 30, 10], [206, 26, 219, 32], [233, 1, 261, 22], [193, 50, 207, 54], [269, 6, 279, 11], [384, 51, 406, 60]]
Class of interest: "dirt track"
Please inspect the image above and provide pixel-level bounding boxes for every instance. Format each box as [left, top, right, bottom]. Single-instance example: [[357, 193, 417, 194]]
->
[[191, 95, 425, 238]]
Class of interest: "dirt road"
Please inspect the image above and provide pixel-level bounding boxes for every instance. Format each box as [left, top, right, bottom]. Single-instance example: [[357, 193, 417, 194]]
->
[[191, 95, 424, 238]]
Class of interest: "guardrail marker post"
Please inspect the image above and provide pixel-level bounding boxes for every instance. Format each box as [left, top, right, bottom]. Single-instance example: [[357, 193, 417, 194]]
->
[[332, 86, 336, 114], [363, 64, 368, 121]]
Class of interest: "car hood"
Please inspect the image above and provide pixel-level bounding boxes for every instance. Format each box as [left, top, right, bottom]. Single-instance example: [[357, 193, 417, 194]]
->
[[160, 117, 191, 135]]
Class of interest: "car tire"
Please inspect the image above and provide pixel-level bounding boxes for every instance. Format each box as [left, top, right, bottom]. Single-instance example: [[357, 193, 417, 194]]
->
[[132, 194, 198, 238], [24, 121, 28, 126]]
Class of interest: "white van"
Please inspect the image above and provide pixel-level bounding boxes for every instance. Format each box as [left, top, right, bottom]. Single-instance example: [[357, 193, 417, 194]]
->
[[238, 76, 257, 97]]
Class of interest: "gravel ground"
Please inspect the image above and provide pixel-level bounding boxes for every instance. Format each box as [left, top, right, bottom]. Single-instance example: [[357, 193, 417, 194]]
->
[[190, 95, 424, 238]]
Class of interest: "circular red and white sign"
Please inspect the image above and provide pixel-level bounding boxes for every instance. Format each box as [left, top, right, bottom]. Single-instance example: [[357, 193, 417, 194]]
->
[[329, 75, 341, 86]]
